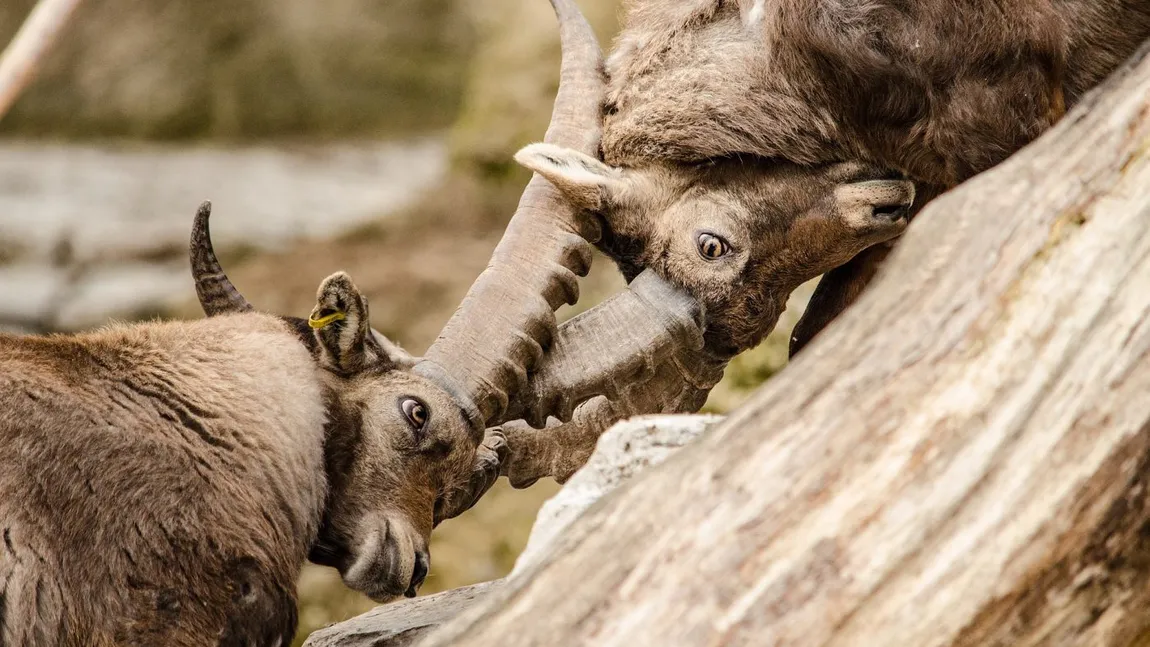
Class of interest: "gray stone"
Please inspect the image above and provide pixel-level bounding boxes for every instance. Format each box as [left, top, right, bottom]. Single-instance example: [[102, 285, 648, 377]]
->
[[0, 263, 69, 326], [50, 263, 190, 331], [0, 138, 447, 331], [0, 138, 446, 264], [511, 414, 723, 577]]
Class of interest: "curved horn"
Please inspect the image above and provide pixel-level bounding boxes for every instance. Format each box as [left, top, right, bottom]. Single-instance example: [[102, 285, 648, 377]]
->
[[189, 201, 254, 316], [501, 269, 707, 428], [416, 0, 605, 428]]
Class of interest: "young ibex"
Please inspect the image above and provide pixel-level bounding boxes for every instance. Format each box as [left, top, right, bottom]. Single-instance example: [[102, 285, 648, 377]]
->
[[519, 0, 1150, 356], [0, 202, 505, 645], [0, 0, 633, 639]]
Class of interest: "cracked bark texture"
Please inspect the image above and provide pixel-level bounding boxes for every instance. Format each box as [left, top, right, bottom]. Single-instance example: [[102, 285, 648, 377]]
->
[[416, 41, 1150, 647]]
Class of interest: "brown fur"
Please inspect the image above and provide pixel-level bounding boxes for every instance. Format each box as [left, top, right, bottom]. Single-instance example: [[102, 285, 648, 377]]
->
[[0, 279, 490, 644], [602, 0, 1150, 186]]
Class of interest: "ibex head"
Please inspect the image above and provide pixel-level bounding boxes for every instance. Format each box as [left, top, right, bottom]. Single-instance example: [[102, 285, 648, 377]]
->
[[515, 144, 915, 354], [306, 273, 491, 601], [191, 204, 500, 601]]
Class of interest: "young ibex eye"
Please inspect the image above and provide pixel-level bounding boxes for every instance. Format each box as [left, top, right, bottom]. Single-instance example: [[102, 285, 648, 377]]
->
[[697, 232, 730, 260], [400, 397, 428, 430]]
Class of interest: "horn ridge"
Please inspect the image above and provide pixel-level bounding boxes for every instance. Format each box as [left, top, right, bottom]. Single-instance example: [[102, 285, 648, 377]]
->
[[189, 201, 254, 317]]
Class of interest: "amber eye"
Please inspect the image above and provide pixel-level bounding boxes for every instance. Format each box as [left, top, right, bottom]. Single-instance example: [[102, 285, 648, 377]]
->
[[400, 398, 428, 430], [697, 232, 730, 260]]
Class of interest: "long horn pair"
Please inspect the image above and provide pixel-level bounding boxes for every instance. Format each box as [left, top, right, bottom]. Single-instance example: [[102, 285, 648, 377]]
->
[[411, 0, 607, 430], [500, 269, 705, 428], [188, 0, 605, 435], [499, 334, 729, 488], [189, 0, 712, 454]]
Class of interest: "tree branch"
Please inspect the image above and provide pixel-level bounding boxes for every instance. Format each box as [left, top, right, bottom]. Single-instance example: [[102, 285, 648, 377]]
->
[[0, 0, 81, 121]]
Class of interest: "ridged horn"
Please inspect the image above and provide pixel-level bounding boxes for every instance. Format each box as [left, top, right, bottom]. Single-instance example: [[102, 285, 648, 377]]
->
[[415, 0, 605, 428], [499, 335, 729, 488], [500, 269, 707, 428], [189, 201, 254, 316]]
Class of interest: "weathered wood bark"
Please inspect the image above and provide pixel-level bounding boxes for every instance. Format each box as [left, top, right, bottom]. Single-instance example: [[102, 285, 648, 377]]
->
[[0, 0, 78, 120], [417, 43, 1150, 647], [303, 582, 500, 647]]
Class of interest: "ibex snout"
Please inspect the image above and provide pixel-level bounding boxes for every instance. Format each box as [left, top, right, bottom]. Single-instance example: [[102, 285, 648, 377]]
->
[[341, 514, 430, 602]]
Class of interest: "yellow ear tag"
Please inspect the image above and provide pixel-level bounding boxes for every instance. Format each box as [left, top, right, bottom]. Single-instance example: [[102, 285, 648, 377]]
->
[[308, 311, 347, 329]]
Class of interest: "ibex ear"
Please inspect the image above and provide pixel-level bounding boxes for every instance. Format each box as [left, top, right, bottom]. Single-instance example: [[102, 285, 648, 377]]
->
[[309, 272, 377, 373], [514, 143, 628, 212]]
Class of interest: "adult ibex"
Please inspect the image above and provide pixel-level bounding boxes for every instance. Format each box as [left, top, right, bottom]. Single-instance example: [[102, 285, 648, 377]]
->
[[0, 0, 682, 640], [491, 0, 1150, 484], [537, 0, 1150, 356]]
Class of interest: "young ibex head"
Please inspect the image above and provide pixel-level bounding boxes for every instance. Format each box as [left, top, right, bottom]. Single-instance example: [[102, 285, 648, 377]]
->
[[515, 144, 914, 354], [192, 203, 498, 601], [307, 274, 487, 600]]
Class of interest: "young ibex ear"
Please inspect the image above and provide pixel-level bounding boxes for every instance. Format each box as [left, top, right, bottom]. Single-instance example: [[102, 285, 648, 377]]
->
[[309, 272, 378, 374], [514, 143, 629, 212]]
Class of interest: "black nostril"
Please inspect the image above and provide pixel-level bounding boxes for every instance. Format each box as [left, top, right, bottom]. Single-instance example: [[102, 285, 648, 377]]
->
[[405, 551, 429, 598], [874, 204, 909, 221]]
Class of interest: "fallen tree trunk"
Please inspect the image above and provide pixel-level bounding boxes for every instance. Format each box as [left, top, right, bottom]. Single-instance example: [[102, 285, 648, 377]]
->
[[419, 41, 1150, 647]]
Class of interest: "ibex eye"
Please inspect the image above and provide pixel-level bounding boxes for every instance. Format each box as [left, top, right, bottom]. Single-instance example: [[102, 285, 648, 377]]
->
[[697, 232, 730, 260], [400, 398, 428, 430]]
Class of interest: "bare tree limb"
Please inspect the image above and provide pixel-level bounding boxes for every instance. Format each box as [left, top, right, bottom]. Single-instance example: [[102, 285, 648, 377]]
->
[[417, 41, 1150, 647], [0, 0, 81, 122]]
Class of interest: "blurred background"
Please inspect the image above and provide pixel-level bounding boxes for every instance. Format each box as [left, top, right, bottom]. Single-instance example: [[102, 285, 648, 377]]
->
[[0, 0, 812, 643]]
